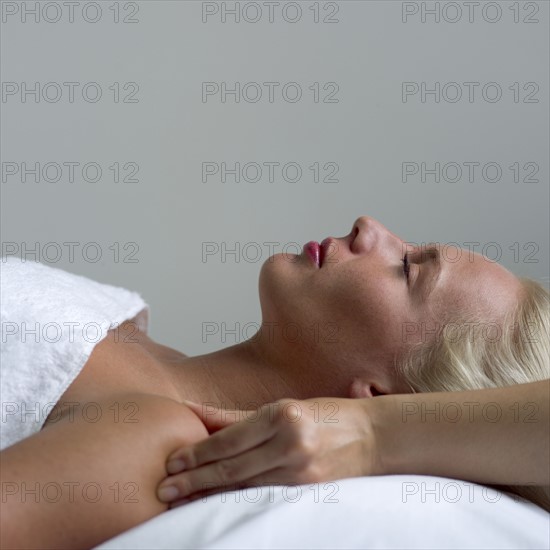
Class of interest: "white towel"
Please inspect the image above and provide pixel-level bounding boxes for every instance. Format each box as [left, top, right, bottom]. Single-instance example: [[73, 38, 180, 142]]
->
[[0, 256, 149, 450]]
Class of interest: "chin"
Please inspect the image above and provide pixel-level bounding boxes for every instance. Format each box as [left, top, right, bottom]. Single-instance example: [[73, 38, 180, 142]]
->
[[258, 253, 304, 325], [259, 252, 299, 284], [258, 253, 290, 303]]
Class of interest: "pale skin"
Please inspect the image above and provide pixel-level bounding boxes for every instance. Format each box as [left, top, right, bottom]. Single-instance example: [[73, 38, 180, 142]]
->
[[0, 216, 539, 549], [164, 381, 549, 509]]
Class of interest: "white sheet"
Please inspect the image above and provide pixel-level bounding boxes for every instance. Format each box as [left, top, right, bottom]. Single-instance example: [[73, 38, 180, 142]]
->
[[95, 475, 549, 549]]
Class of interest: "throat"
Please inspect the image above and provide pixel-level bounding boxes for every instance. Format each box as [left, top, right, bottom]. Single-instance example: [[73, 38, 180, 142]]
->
[[162, 344, 300, 410]]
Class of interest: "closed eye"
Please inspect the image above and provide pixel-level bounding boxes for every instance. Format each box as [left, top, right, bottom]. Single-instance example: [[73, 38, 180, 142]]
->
[[402, 253, 410, 280]]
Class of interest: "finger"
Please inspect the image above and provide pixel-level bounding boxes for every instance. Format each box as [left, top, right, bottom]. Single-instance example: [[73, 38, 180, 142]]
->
[[167, 405, 277, 470], [159, 434, 289, 503], [181, 399, 259, 433], [168, 466, 306, 509]]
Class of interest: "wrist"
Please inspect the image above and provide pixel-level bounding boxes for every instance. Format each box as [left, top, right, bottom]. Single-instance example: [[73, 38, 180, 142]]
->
[[361, 393, 407, 476]]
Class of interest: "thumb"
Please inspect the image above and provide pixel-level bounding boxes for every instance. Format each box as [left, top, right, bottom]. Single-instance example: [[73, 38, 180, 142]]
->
[[181, 399, 252, 433]]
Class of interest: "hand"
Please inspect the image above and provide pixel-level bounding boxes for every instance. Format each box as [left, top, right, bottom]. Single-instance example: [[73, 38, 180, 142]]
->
[[157, 397, 381, 507]]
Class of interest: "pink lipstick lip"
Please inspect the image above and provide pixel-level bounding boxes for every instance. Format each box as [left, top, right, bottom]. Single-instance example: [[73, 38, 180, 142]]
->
[[304, 241, 320, 267]]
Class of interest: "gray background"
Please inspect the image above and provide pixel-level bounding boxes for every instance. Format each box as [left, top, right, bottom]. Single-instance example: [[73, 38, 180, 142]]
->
[[1, 0, 548, 355]]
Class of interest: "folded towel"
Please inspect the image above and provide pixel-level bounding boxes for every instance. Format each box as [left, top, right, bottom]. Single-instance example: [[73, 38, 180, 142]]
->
[[0, 256, 149, 450]]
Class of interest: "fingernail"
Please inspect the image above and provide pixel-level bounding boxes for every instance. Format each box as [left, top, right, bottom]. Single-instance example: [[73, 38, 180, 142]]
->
[[158, 485, 179, 502], [167, 459, 186, 474]]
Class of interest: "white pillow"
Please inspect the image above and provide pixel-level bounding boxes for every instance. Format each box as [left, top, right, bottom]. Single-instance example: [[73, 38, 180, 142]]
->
[[95, 475, 550, 549]]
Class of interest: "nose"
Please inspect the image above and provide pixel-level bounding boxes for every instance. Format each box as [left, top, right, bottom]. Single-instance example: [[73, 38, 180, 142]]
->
[[352, 216, 374, 236], [351, 216, 403, 255]]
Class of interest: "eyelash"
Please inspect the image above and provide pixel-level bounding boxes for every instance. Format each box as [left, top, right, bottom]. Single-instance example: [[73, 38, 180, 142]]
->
[[402, 253, 410, 280]]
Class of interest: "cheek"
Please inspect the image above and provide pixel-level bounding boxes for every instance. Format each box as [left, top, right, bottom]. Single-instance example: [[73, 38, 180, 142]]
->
[[259, 256, 408, 349], [330, 267, 407, 342], [330, 265, 386, 313]]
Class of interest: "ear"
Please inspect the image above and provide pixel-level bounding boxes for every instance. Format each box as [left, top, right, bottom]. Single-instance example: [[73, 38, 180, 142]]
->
[[348, 378, 386, 399]]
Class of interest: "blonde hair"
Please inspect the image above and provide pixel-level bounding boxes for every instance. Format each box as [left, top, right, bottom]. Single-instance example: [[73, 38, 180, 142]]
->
[[396, 277, 550, 510]]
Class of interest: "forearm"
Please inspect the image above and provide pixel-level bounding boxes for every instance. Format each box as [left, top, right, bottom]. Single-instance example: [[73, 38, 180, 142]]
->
[[369, 380, 550, 486]]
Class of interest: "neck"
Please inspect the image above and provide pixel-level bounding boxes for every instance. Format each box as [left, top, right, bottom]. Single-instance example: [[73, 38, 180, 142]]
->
[[160, 325, 348, 409]]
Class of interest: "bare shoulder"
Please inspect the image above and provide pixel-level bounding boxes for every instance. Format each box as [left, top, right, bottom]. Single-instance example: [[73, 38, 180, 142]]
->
[[125, 313, 188, 359], [42, 319, 188, 428]]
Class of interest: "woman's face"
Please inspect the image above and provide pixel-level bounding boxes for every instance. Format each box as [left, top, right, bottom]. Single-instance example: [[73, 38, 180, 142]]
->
[[258, 216, 524, 397]]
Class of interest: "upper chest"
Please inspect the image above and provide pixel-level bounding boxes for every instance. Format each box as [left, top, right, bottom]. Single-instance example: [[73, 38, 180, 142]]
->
[[43, 322, 184, 425]]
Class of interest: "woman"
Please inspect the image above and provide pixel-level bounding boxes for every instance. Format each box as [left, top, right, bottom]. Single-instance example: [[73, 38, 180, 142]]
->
[[1, 216, 548, 549]]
